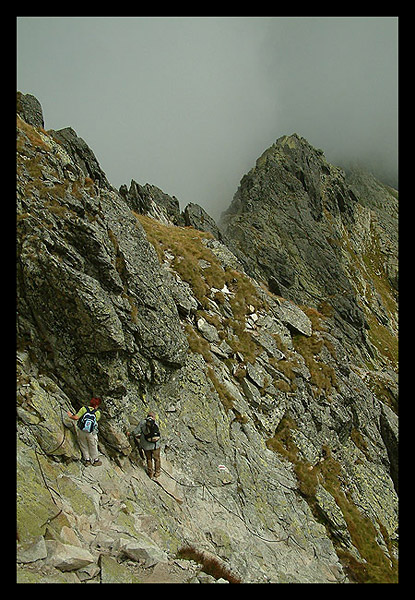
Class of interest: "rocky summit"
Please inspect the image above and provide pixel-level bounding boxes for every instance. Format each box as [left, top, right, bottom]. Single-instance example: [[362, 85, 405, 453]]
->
[[16, 93, 398, 584]]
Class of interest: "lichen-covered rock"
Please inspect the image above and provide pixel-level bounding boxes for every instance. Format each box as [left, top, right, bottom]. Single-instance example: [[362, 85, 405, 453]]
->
[[100, 555, 141, 583]]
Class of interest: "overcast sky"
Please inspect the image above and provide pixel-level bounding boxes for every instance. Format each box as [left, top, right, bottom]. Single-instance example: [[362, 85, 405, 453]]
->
[[17, 16, 398, 221]]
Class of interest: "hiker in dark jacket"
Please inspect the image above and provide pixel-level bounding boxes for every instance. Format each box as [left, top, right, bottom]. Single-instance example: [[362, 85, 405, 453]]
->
[[130, 411, 161, 479]]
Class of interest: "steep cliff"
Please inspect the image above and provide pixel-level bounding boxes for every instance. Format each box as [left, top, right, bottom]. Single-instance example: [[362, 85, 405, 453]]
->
[[16, 94, 398, 583]]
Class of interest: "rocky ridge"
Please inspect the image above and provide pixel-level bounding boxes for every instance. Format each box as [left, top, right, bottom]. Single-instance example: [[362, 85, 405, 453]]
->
[[220, 134, 398, 366], [17, 93, 398, 583]]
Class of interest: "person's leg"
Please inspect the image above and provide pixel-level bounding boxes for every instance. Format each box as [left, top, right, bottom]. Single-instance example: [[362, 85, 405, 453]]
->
[[153, 448, 161, 478], [76, 429, 91, 463], [144, 450, 153, 478], [88, 433, 101, 465]]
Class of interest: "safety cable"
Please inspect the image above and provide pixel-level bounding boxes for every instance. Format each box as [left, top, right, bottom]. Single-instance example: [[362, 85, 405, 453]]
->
[[202, 483, 294, 546], [159, 466, 204, 489], [158, 465, 293, 546], [17, 389, 70, 534], [19, 427, 65, 536]]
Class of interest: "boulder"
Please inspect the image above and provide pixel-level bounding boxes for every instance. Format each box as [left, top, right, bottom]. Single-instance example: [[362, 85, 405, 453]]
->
[[274, 300, 312, 337], [197, 316, 220, 343], [17, 536, 47, 564], [118, 537, 168, 567], [45, 540, 95, 572], [246, 361, 266, 388]]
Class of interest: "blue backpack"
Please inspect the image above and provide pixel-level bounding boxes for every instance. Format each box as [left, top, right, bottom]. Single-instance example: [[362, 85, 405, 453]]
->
[[77, 407, 98, 433]]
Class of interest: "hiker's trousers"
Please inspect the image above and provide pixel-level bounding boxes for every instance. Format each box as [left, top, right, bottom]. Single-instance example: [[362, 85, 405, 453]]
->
[[144, 448, 161, 477], [76, 428, 99, 462]]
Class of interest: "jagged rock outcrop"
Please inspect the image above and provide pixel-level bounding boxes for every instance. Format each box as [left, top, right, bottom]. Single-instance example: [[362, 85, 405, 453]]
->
[[16, 92, 44, 129], [119, 179, 183, 225], [17, 112, 188, 388], [220, 134, 398, 368], [119, 180, 224, 242], [17, 95, 398, 583], [183, 202, 223, 240], [50, 127, 110, 189]]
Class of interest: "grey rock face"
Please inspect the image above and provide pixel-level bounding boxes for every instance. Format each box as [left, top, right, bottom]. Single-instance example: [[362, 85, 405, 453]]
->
[[17, 112, 188, 411]]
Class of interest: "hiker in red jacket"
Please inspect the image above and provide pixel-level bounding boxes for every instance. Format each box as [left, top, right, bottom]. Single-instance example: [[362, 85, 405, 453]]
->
[[68, 397, 102, 466]]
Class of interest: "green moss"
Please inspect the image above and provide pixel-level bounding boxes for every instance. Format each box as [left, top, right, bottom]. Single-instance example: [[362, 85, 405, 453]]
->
[[16, 443, 71, 543], [101, 555, 141, 583], [292, 332, 338, 395], [115, 511, 141, 537], [57, 475, 97, 516], [184, 323, 213, 363], [207, 367, 236, 412], [266, 423, 398, 583], [137, 213, 268, 369]]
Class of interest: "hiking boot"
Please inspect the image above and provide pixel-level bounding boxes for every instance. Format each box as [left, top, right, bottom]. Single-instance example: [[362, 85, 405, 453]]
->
[[92, 459, 102, 467], [83, 459, 91, 466]]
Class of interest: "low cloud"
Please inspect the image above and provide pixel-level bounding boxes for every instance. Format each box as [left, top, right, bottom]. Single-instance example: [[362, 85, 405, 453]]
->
[[17, 17, 398, 221]]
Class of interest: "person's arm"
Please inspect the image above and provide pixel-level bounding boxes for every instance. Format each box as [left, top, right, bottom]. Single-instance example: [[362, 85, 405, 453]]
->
[[67, 407, 86, 421], [127, 423, 141, 437]]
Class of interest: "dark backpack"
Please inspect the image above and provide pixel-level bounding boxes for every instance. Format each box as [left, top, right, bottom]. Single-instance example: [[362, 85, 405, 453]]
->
[[144, 418, 160, 443], [77, 407, 98, 433]]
